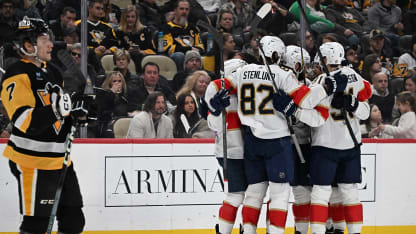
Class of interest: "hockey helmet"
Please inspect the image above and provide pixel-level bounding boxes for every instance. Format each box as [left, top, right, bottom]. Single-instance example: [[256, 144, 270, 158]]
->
[[319, 42, 344, 65], [13, 16, 52, 56], [225, 58, 247, 77], [283, 45, 310, 72], [259, 36, 286, 62]]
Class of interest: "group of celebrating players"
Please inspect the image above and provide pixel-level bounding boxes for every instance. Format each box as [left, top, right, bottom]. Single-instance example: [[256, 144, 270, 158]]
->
[[201, 35, 372, 234]]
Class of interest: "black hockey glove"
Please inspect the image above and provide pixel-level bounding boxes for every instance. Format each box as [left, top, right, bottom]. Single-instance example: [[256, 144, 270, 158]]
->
[[70, 93, 89, 126], [272, 90, 298, 117], [324, 71, 348, 95], [331, 94, 359, 113], [45, 82, 71, 120], [199, 96, 209, 120], [210, 88, 231, 116]]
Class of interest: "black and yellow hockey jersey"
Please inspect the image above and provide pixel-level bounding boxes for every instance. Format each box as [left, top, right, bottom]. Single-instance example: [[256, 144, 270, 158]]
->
[[0, 59, 72, 170], [116, 26, 156, 55], [75, 19, 118, 51], [162, 21, 204, 55]]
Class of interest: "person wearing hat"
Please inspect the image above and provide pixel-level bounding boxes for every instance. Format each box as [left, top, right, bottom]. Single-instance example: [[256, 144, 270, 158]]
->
[[170, 50, 202, 92], [359, 29, 398, 67]]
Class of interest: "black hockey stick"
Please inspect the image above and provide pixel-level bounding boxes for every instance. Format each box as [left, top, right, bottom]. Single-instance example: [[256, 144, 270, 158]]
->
[[197, 20, 228, 190], [296, 0, 359, 147], [46, 125, 76, 234], [256, 39, 306, 164]]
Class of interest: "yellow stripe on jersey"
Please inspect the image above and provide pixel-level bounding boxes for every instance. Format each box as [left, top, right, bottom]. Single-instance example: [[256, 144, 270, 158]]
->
[[4, 145, 71, 170], [1, 74, 36, 121], [20, 165, 36, 216]]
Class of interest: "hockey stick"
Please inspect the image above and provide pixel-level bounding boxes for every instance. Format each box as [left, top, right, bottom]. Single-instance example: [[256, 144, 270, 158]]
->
[[46, 125, 76, 234], [197, 3, 272, 190], [296, 0, 359, 147], [256, 39, 306, 164], [196, 20, 228, 190]]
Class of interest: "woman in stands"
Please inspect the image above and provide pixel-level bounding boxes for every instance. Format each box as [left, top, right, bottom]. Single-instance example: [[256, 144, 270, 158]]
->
[[404, 75, 416, 93], [95, 71, 129, 138], [117, 5, 156, 73], [176, 70, 211, 109], [169, 94, 214, 138], [361, 104, 390, 138]]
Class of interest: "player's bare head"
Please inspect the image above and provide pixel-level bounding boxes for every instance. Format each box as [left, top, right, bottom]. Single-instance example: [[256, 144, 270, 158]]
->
[[259, 36, 285, 65]]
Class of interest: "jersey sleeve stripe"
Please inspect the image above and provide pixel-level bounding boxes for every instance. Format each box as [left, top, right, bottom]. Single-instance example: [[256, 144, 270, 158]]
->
[[14, 108, 33, 133], [357, 80, 372, 102], [314, 105, 329, 120], [289, 85, 311, 107], [226, 111, 241, 130]]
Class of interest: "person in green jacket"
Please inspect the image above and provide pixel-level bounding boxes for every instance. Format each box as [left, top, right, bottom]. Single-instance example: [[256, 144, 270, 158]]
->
[[289, 0, 335, 34]]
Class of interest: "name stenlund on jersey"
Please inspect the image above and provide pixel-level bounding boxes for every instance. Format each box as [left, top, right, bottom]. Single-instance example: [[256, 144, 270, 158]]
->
[[243, 70, 275, 80]]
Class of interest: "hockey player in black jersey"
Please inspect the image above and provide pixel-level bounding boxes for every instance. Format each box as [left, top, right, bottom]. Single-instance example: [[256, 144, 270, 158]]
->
[[0, 17, 87, 234]]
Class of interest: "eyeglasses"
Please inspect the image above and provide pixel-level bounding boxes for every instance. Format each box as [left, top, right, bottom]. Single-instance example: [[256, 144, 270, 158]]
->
[[71, 52, 81, 58], [112, 79, 122, 83]]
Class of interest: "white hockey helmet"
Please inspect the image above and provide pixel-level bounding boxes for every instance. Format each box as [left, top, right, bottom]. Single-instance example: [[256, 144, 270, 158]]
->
[[259, 35, 286, 62], [283, 45, 310, 71], [225, 58, 247, 77], [319, 42, 345, 65]]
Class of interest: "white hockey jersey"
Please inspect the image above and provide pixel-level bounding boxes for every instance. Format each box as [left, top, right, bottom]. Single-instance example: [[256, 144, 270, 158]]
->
[[231, 63, 327, 139], [397, 53, 416, 77], [204, 78, 244, 159], [311, 66, 372, 149]]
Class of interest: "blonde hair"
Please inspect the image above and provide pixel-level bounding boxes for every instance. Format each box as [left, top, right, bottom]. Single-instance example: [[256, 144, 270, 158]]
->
[[119, 5, 144, 33], [176, 70, 210, 99], [101, 71, 127, 94]]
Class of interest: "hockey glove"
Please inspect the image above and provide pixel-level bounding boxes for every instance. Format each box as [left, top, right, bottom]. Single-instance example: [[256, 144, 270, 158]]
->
[[272, 90, 298, 117], [199, 96, 209, 120], [324, 72, 348, 95], [70, 93, 89, 126], [46, 83, 71, 120], [209, 88, 231, 116], [331, 94, 359, 113]]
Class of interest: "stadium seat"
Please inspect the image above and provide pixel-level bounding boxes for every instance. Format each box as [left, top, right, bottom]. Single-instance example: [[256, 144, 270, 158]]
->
[[278, 32, 297, 46], [113, 118, 132, 138], [400, 35, 413, 53], [101, 54, 136, 76], [141, 55, 177, 80]]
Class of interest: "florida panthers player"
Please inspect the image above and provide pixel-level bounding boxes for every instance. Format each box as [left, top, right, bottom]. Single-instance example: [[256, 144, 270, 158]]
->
[[308, 42, 372, 234], [201, 58, 247, 234], [229, 36, 346, 234]]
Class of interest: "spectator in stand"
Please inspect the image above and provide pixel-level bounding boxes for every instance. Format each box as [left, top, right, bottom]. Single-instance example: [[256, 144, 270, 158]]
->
[[117, 5, 156, 73], [402, 0, 416, 34], [242, 30, 266, 63], [345, 45, 360, 72], [15, 0, 41, 19], [75, 0, 118, 57], [404, 75, 416, 93], [296, 30, 317, 60], [369, 72, 395, 124], [223, 32, 238, 61], [0, 0, 19, 30], [397, 35, 416, 78], [161, 0, 204, 71], [176, 70, 211, 109], [113, 49, 139, 87], [290, 0, 335, 34], [96, 71, 129, 138], [368, 0, 403, 41], [171, 50, 202, 92], [324, 0, 370, 46], [360, 29, 399, 67], [374, 91, 416, 138], [137, 0, 165, 31], [360, 104, 390, 138], [169, 93, 214, 138], [195, 0, 222, 14], [257, 0, 297, 37], [361, 54, 382, 82], [221, 0, 255, 35], [50, 7, 77, 42], [127, 62, 176, 114], [127, 91, 173, 138], [216, 8, 237, 34], [62, 26, 80, 45], [102, 0, 121, 27]]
